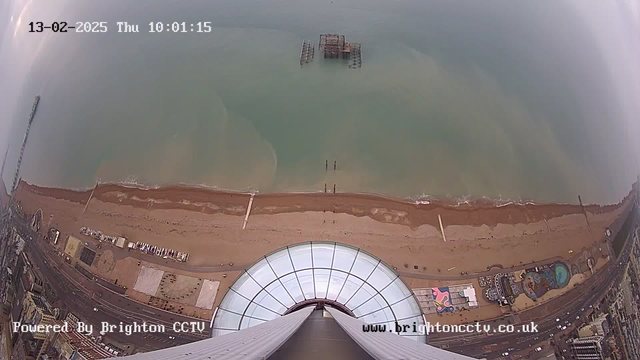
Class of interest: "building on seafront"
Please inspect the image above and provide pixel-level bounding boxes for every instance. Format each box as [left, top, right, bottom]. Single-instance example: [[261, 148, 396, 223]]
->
[[568, 335, 605, 360], [12, 291, 56, 359], [578, 313, 609, 337], [47, 318, 115, 360]]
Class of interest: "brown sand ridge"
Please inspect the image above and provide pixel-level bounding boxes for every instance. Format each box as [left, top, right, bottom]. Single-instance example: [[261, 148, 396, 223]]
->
[[15, 182, 630, 229]]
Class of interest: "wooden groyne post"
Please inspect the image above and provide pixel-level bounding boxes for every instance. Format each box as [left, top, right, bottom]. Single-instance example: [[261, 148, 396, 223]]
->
[[578, 195, 592, 231], [83, 182, 99, 214], [243, 193, 255, 230], [438, 214, 447, 242]]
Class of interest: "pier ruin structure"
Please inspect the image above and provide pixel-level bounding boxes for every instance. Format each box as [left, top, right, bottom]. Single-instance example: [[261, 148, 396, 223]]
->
[[299, 40, 315, 65], [300, 34, 362, 69]]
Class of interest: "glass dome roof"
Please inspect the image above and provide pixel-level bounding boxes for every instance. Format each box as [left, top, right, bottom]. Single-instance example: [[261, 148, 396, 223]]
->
[[212, 242, 426, 341]]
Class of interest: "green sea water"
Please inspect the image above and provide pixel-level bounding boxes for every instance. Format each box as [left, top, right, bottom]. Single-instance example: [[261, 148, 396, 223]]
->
[[5, 0, 638, 204]]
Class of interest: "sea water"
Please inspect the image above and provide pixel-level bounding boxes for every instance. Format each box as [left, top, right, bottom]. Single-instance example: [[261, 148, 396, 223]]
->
[[3, 0, 638, 204]]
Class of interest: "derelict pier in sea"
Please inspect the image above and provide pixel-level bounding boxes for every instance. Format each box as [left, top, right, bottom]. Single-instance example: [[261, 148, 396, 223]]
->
[[300, 34, 362, 69], [300, 40, 315, 65]]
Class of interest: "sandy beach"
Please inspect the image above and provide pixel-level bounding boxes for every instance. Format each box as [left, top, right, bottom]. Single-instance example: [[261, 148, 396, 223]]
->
[[8, 180, 635, 323], [14, 181, 633, 274]]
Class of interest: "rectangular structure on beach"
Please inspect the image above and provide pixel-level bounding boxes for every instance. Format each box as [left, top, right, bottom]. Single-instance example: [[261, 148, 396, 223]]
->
[[196, 279, 220, 309]]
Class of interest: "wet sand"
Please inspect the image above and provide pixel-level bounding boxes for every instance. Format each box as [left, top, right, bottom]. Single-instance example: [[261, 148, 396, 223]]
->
[[16, 182, 630, 227]]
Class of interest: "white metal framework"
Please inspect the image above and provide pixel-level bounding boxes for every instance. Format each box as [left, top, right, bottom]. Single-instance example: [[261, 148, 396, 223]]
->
[[116, 307, 315, 360], [114, 306, 476, 360], [327, 307, 474, 359], [212, 242, 426, 342]]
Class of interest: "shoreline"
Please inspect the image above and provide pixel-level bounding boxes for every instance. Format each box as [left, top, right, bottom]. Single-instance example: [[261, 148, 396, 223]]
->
[[17, 179, 606, 207], [14, 180, 635, 229]]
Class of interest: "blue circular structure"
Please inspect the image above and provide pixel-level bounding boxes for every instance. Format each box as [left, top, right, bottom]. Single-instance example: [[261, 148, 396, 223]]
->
[[554, 263, 570, 288]]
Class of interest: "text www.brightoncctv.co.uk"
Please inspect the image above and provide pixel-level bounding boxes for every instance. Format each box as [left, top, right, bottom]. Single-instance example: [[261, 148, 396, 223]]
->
[[363, 321, 539, 335]]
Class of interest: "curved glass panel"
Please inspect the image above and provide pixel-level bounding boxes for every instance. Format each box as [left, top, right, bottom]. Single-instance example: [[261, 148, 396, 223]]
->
[[248, 258, 277, 287], [212, 242, 425, 341]]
